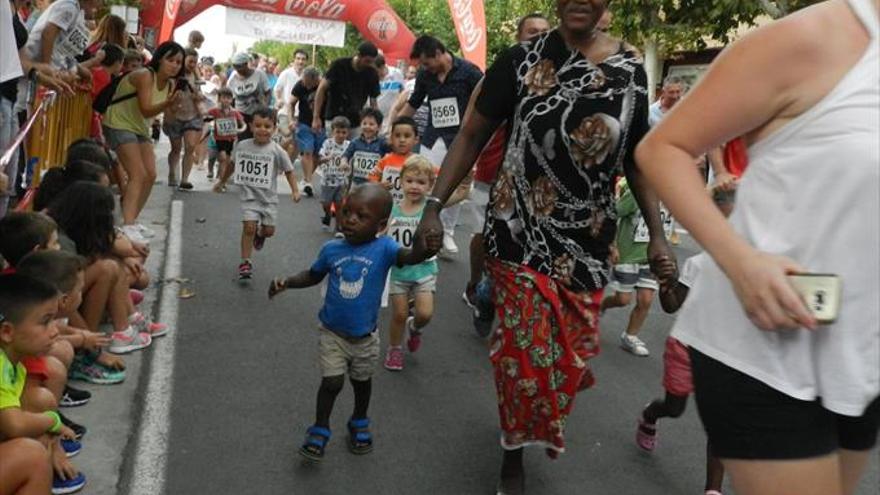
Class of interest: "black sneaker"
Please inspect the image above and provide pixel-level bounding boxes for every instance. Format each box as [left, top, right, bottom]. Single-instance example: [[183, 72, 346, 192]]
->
[[303, 183, 314, 197], [60, 412, 87, 439], [60, 386, 91, 408]]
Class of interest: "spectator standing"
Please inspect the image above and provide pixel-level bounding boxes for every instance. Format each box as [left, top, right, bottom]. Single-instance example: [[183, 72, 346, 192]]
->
[[399, 35, 483, 255], [163, 47, 206, 190], [227, 52, 271, 140], [187, 30, 204, 51], [375, 54, 404, 135], [274, 48, 308, 124], [648, 76, 686, 127], [312, 42, 380, 139], [85, 14, 128, 57], [290, 66, 322, 197]]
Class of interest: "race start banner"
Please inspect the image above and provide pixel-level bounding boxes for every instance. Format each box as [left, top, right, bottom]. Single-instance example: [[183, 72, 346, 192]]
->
[[225, 8, 346, 47]]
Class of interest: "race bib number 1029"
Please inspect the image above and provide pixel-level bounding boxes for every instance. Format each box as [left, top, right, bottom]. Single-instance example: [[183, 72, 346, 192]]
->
[[234, 151, 274, 190]]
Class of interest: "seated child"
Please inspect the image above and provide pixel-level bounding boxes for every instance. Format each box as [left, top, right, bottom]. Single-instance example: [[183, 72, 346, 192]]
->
[[342, 108, 387, 188], [0, 274, 87, 494], [368, 116, 419, 204], [215, 107, 301, 280], [268, 183, 441, 461], [383, 156, 439, 372], [317, 116, 351, 235]]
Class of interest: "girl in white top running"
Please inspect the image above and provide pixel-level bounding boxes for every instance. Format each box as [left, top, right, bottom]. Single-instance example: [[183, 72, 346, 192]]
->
[[636, 1, 879, 495]]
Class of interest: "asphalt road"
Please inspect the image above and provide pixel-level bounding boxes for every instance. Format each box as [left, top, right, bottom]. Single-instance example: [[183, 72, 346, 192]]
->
[[154, 173, 879, 495]]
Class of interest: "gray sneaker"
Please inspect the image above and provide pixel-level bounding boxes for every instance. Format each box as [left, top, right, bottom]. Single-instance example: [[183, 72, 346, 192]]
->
[[620, 332, 650, 357]]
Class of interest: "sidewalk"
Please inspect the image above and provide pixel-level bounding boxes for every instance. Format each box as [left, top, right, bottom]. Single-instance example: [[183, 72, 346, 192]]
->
[[64, 141, 174, 495]]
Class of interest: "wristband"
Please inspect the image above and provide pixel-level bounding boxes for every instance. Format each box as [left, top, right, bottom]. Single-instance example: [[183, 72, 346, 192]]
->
[[425, 196, 444, 208], [44, 411, 62, 434]]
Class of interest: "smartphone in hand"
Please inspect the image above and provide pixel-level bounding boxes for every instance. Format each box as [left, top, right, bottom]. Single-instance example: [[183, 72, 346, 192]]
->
[[788, 274, 841, 324]]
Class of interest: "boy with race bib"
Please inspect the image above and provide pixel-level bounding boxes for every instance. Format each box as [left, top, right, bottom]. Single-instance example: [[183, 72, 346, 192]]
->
[[209, 88, 246, 190], [382, 156, 439, 371], [368, 117, 419, 204], [317, 116, 351, 236], [342, 108, 388, 189], [218, 107, 301, 280]]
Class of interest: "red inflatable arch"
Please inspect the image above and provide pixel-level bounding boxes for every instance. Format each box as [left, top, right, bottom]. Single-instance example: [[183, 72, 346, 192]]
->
[[139, 0, 417, 63]]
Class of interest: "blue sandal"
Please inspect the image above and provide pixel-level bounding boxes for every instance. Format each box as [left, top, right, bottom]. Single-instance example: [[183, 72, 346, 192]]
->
[[299, 425, 331, 461], [347, 417, 373, 455]]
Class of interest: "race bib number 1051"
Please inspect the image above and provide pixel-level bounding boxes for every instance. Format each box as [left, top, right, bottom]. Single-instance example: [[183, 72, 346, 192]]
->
[[234, 151, 274, 190]]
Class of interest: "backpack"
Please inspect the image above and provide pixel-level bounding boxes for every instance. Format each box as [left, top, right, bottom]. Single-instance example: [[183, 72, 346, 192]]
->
[[92, 68, 153, 115]]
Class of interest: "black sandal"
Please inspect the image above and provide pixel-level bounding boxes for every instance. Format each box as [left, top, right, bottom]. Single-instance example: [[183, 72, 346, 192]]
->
[[299, 425, 331, 461], [347, 417, 373, 455]]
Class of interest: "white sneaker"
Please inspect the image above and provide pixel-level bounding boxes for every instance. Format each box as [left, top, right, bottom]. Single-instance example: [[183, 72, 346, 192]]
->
[[620, 332, 650, 357], [119, 225, 148, 245], [442, 232, 459, 254], [108, 326, 152, 354], [135, 223, 156, 238]]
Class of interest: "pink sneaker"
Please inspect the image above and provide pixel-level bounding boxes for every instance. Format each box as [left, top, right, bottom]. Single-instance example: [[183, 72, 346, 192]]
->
[[108, 327, 152, 354], [147, 322, 169, 337], [384, 346, 404, 371], [131, 313, 169, 337], [405, 317, 421, 353], [129, 289, 144, 306], [636, 416, 657, 451]]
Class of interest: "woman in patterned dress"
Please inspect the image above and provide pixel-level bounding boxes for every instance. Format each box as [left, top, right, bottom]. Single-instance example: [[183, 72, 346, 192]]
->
[[417, 1, 672, 493]]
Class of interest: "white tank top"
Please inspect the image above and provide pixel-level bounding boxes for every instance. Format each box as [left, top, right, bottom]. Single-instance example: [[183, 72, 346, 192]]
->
[[672, 0, 880, 417]]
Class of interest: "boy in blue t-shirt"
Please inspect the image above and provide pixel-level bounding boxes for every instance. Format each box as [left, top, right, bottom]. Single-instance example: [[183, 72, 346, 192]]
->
[[342, 108, 388, 188], [268, 183, 441, 462]]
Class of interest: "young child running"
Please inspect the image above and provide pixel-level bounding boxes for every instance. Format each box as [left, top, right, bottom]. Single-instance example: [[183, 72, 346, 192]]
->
[[383, 155, 438, 371], [209, 87, 246, 188], [217, 107, 301, 280], [368, 116, 418, 203], [343, 108, 387, 189], [317, 116, 350, 235], [268, 183, 441, 461]]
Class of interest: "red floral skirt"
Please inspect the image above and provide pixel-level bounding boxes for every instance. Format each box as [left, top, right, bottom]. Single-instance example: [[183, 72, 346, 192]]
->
[[487, 258, 602, 454]]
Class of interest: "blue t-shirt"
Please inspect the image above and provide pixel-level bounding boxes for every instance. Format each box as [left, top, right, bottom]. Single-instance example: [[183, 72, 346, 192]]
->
[[311, 236, 401, 337], [343, 135, 388, 185]]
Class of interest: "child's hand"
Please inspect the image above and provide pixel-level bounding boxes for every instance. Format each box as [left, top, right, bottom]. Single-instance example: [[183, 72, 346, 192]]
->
[[292, 191, 301, 203], [59, 425, 76, 441], [383, 182, 393, 190], [650, 255, 678, 287], [81, 331, 111, 352], [268, 277, 287, 299]]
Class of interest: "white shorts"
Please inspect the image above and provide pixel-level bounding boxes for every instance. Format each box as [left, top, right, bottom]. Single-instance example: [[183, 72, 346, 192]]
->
[[469, 181, 491, 234], [609, 263, 658, 292], [241, 200, 277, 226]]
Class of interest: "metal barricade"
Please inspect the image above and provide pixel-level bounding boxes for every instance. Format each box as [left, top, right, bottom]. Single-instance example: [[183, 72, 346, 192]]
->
[[25, 88, 92, 187]]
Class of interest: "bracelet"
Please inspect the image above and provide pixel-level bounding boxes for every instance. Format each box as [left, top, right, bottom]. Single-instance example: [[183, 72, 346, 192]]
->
[[44, 411, 62, 434], [425, 196, 444, 208]]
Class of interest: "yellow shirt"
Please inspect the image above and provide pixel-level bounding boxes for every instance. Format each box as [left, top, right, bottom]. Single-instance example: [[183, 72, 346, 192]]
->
[[104, 69, 170, 137], [0, 349, 25, 410]]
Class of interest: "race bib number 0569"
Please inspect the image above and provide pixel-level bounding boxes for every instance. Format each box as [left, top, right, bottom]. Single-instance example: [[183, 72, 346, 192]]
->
[[430, 97, 460, 129], [234, 151, 273, 190]]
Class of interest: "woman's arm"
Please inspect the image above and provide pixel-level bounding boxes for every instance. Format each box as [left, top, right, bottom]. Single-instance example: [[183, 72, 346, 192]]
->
[[133, 70, 175, 118]]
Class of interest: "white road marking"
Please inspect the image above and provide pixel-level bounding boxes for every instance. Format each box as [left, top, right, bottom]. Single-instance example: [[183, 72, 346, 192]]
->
[[129, 200, 183, 495]]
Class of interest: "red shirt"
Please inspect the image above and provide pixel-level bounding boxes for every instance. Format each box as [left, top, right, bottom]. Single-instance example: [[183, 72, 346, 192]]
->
[[474, 127, 506, 184], [209, 107, 244, 142], [723, 137, 748, 178]]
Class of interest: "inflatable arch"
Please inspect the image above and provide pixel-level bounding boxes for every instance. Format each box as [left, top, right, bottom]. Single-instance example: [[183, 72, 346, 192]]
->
[[139, 0, 417, 63]]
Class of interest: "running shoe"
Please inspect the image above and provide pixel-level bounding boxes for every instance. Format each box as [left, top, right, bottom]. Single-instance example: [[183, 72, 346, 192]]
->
[[321, 215, 332, 232], [68, 358, 125, 385], [129, 289, 144, 306], [441, 232, 458, 255], [636, 416, 658, 451], [108, 327, 152, 354], [178, 182, 194, 191], [472, 277, 495, 338], [405, 317, 422, 353], [253, 232, 266, 251], [52, 472, 86, 494], [303, 183, 314, 197], [60, 413, 86, 440], [620, 332, 650, 357], [130, 312, 169, 338], [135, 223, 156, 238], [238, 260, 253, 280], [384, 346, 404, 371], [61, 438, 82, 458], [59, 386, 91, 408], [207, 172, 214, 179], [334, 231, 345, 239], [119, 225, 148, 245]]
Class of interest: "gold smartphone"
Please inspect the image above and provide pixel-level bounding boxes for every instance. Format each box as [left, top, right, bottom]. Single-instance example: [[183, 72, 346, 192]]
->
[[787, 274, 841, 324]]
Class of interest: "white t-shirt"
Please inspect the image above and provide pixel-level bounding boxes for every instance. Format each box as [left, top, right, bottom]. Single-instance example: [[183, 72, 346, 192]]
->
[[274, 66, 302, 116], [228, 69, 270, 116], [377, 67, 404, 125], [24, 0, 88, 71], [672, 0, 879, 417], [0, 0, 22, 84], [648, 101, 666, 128]]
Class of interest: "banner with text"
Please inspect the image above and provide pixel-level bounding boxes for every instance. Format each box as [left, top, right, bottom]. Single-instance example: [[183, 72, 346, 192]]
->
[[225, 8, 346, 47], [447, 0, 487, 71]]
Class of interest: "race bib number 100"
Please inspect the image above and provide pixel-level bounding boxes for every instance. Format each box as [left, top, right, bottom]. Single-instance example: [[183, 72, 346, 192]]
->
[[389, 216, 419, 248], [234, 151, 274, 190], [382, 167, 403, 203], [351, 151, 379, 181], [430, 97, 460, 129], [634, 207, 675, 243]]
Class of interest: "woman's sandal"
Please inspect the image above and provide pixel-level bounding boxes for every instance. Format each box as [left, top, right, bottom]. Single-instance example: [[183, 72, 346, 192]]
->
[[299, 425, 331, 461], [347, 417, 374, 455]]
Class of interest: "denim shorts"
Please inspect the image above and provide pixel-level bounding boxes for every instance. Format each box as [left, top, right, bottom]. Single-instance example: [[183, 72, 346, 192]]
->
[[103, 126, 151, 150], [162, 117, 203, 139], [0, 97, 20, 198], [296, 123, 325, 154]]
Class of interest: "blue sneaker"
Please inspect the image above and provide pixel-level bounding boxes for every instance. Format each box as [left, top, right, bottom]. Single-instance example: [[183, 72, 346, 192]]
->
[[472, 277, 495, 338], [61, 438, 82, 458], [52, 472, 86, 494]]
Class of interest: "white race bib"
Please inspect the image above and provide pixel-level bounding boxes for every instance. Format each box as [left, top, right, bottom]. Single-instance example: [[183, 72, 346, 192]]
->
[[324, 156, 345, 185], [382, 167, 403, 203], [234, 151, 274, 190], [351, 151, 380, 181], [56, 23, 89, 67], [215, 118, 238, 137], [634, 206, 675, 243], [430, 97, 460, 129], [388, 216, 419, 248]]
